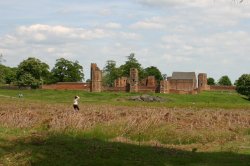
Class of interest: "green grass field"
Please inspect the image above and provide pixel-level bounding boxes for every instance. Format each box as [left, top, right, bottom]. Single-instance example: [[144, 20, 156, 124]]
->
[[0, 89, 249, 109], [0, 89, 249, 165]]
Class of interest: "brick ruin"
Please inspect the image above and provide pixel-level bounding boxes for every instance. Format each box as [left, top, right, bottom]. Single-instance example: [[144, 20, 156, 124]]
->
[[41, 63, 236, 93], [129, 68, 139, 92], [198, 73, 209, 91], [90, 63, 102, 92]]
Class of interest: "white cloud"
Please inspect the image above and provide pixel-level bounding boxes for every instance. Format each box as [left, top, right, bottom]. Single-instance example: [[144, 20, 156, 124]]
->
[[104, 22, 122, 29], [138, 0, 250, 7], [119, 32, 141, 40], [130, 17, 164, 29], [16, 24, 112, 42]]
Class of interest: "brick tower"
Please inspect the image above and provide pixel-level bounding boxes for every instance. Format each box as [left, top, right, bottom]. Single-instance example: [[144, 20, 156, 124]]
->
[[198, 73, 208, 91], [129, 68, 139, 92], [90, 63, 102, 92]]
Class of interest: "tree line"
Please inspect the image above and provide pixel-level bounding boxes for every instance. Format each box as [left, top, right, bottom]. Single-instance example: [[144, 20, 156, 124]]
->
[[0, 54, 249, 99], [0, 57, 84, 88]]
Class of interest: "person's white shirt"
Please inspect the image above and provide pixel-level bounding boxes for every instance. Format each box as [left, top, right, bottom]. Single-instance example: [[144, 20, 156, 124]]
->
[[73, 96, 80, 105]]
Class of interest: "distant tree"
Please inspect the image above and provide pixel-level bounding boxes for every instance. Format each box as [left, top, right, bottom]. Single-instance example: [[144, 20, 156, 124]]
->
[[51, 58, 84, 83], [102, 60, 121, 87], [236, 74, 250, 99], [86, 79, 91, 83], [5, 67, 17, 84], [16, 57, 50, 88], [162, 74, 167, 80], [207, 77, 215, 85], [218, 75, 232, 86], [144, 66, 163, 82], [0, 65, 17, 84], [119, 53, 144, 79]]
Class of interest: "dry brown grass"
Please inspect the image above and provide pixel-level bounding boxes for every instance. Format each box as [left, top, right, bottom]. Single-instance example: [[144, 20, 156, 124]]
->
[[0, 97, 250, 149]]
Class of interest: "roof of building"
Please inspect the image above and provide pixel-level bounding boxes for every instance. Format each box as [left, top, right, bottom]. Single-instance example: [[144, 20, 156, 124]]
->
[[171, 72, 196, 80]]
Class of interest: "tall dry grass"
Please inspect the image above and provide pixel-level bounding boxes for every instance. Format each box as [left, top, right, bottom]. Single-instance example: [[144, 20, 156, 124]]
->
[[0, 98, 249, 148]]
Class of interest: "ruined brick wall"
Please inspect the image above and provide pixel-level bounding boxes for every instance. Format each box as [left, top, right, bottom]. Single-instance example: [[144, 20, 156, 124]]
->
[[90, 63, 102, 92], [209, 85, 236, 91], [129, 68, 138, 92], [198, 73, 208, 91], [139, 76, 156, 87], [114, 77, 127, 88], [169, 80, 196, 92], [146, 76, 156, 87], [42, 82, 90, 90], [138, 86, 157, 93], [160, 80, 169, 93]]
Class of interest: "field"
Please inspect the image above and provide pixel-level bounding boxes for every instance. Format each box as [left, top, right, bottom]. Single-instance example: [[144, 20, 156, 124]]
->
[[0, 89, 250, 165]]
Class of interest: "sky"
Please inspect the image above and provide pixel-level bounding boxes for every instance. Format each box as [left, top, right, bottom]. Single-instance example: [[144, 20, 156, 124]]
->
[[0, 0, 250, 82]]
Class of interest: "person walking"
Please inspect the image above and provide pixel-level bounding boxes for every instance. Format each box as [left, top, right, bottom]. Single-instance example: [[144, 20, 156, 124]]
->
[[73, 96, 80, 112]]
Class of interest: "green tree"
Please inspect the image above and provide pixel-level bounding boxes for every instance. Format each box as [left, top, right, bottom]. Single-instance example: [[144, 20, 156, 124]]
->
[[16, 57, 50, 88], [162, 74, 167, 80], [236, 74, 250, 99], [102, 60, 121, 87], [218, 75, 232, 86], [119, 53, 144, 79], [4, 67, 17, 84], [51, 58, 84, 82], [0, 65, 17, 84], [207, 77, 215, 85], [144, 66, 163, 83]]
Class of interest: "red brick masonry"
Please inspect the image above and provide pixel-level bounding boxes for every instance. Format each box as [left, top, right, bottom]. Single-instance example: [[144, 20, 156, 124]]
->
[[42, 82, 90, 91]]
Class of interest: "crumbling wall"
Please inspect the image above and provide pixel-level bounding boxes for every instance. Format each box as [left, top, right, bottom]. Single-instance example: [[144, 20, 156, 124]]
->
[[198, 73, 208, 91], [129, 68, 139, 92], [42, 82, 90, 90], [208, 85, 236, 91], [169, 80, 196, 91], [146, 76, 156, 87], [90, 63, 102, 92], [114, 77, 128, 88]]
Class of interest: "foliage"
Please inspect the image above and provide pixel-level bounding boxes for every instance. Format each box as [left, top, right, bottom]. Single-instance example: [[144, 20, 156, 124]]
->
[[236, 74, 250, 98], [119, 53, 144, 80], [4, 67, 17, 84], [102, 60, 121, 87], [51, 58, 84, 83], [16, 57, 50, 88], [207, 77, 215, 85], [162, 74, 167, 80], [144, 66, 163, 82], [218, 75, 232, 86], [0, 65, 17, 84]]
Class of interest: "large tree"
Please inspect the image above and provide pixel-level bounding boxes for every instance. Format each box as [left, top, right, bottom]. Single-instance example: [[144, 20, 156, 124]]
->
[[16, 57, 50, 88], [207, 77, 216, 85], [119, 53, 144, 79], [102, 60, 121, 87], [218, 75, 232, 86], [51, 58, 84, 82], [236, 74, 250, 99], [143, 66, 163, 82]]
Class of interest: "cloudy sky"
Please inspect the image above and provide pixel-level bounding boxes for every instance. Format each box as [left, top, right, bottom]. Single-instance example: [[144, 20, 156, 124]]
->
[[0, 0, 250, 82]]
